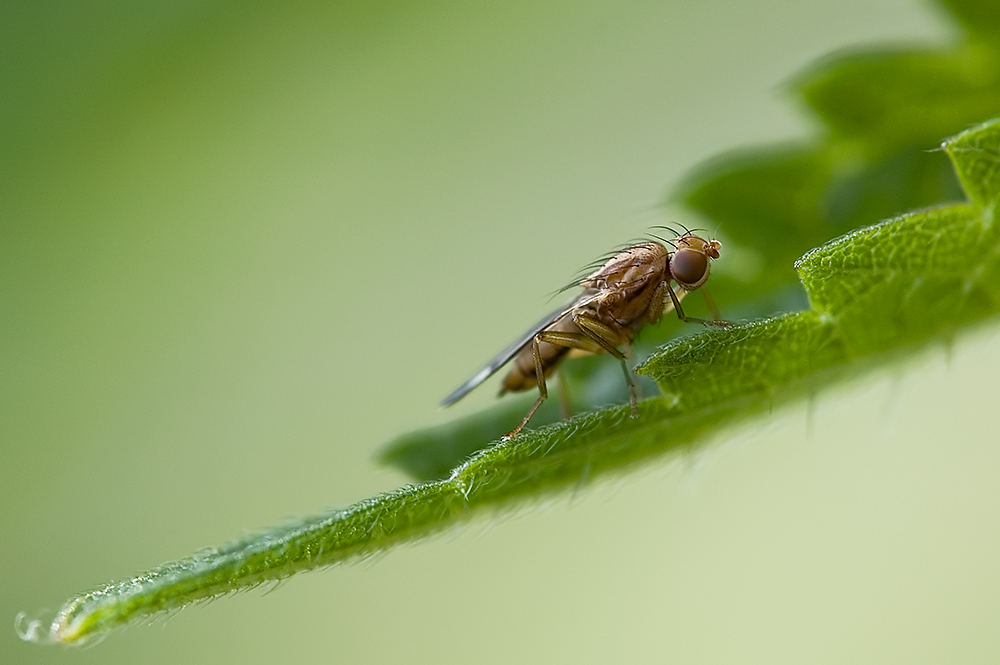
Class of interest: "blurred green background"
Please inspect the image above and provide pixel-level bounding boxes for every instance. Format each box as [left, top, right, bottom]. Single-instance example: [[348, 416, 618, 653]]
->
[[4, 0, 999, 662]]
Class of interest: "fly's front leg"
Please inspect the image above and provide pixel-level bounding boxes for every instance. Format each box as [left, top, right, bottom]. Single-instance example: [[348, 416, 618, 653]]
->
[[667, 283, 730, 327], [573, 315, 640, 418], [701, 288, 724, 322]]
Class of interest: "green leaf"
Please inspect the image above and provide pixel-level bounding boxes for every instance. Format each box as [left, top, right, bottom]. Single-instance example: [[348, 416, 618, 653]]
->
[[22, 0, 1000, 645], [29, 117, 1000, 647], [642, 204, 992, 405], [944, 120, 1000, 210]]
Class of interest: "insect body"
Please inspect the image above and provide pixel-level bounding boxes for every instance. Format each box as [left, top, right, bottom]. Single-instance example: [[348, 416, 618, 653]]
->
[[441, 231, 728, 439]]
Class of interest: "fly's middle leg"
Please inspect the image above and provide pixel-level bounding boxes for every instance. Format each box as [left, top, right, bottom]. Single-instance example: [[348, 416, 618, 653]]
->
[[573, 315, 640, 419]]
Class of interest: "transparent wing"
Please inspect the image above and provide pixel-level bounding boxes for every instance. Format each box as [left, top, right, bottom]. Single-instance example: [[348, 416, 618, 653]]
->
[[440, 294, 591, 407]]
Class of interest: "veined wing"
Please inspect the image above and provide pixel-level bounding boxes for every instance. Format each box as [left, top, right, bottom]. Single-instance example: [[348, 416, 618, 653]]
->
[[440, 293, 593, 407]]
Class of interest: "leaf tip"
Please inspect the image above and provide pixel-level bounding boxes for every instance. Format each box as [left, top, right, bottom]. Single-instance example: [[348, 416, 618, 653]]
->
[[942, 117, 1000, 209], [13, 608, 75, 646]]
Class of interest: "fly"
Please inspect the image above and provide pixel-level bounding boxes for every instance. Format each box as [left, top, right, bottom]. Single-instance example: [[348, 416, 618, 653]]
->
[[441, 228, 729, 439]]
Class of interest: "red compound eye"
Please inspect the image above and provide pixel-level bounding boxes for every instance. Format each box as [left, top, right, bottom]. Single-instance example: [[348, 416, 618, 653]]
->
[[670, 248, 708, 287]]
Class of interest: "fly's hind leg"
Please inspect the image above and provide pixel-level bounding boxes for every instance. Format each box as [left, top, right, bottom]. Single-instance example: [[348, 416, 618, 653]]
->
[[572, 315, 640, 419], [502, 337, 548, 441], [502, 330, 605, 440]]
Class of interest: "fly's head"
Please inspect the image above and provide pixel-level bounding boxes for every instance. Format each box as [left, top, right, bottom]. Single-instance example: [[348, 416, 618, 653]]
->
[[669, 234, 722, 290]]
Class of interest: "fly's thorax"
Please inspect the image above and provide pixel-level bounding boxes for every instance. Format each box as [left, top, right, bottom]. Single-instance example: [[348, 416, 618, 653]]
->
[[580, 242, 670, 294], [577, 242, 670, 333]]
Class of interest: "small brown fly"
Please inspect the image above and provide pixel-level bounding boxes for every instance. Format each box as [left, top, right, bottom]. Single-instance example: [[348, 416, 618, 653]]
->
[[441, 228, 729, 439]]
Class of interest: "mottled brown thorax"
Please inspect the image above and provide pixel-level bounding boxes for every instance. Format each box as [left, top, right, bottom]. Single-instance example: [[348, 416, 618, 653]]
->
[[580, 242, 670, 339]]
